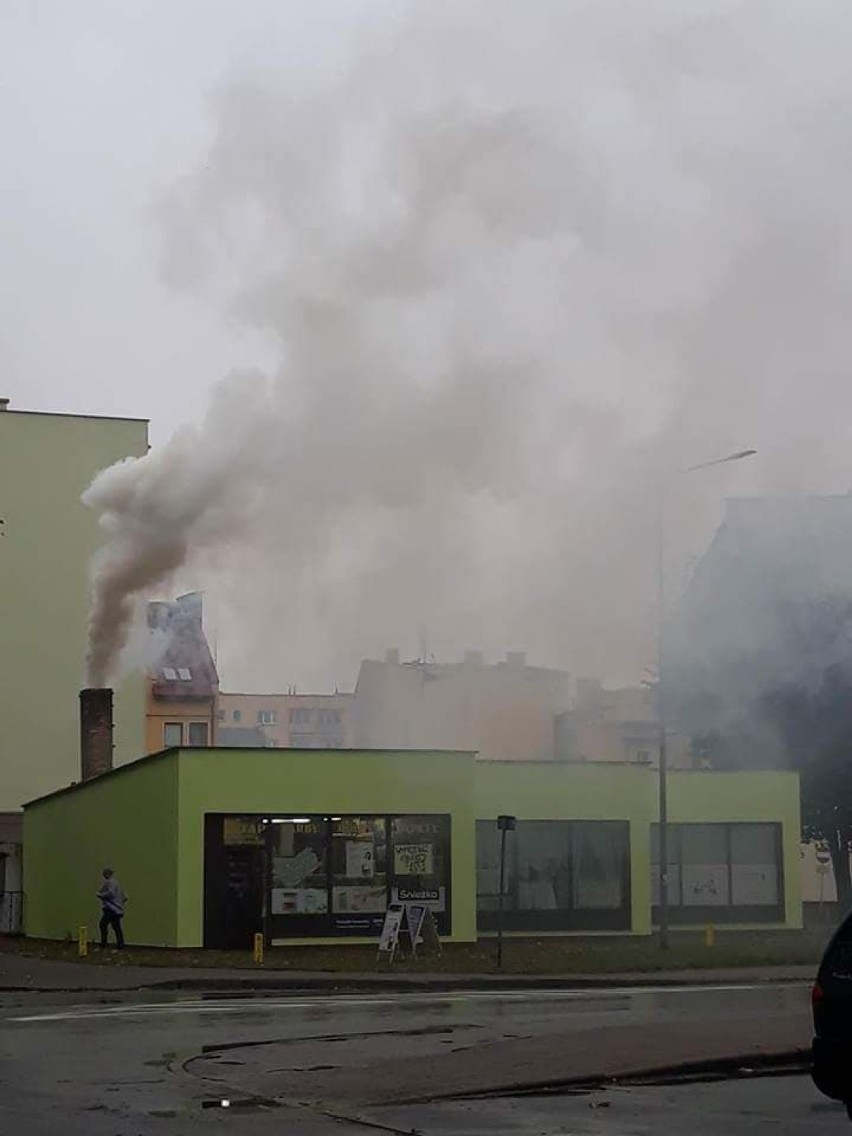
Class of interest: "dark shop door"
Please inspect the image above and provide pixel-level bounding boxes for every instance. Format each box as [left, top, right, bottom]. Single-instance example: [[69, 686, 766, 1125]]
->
[[203, 815, 265, 949]]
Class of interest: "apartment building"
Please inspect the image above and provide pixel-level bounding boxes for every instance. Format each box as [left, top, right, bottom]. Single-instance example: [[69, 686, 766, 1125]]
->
[[216, 691, 353, 748]]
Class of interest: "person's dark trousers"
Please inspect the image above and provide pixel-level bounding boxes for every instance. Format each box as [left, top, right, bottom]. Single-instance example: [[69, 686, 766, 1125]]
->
[[99, 909, 125, 948]]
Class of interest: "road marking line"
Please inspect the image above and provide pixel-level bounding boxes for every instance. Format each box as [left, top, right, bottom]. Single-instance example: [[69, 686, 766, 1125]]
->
[[5, 983, 802, 1024]]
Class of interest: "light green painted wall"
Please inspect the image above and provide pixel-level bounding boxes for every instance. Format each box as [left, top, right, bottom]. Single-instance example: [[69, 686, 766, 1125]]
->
[[22, 752, 803, 946], [667, 770, 803, 929], [474, 762, 658, 934], [175, 748, 478, 947], [473, 764, 803, 934], [0, 410, 149, 810], [23, 753, 179, 944]]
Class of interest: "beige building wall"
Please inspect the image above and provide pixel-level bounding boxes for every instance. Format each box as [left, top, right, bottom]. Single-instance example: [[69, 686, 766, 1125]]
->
[[558, 680, 693, 768], [351, 651, 573, 761], [145, 683, 216, 753], [0, 406, 148, 809], [217, 691, 354, 748]]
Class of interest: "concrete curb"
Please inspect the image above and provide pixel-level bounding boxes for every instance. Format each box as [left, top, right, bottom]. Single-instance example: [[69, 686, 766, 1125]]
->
[[0, 971, 813, 995], [144, 973, 812, 993]]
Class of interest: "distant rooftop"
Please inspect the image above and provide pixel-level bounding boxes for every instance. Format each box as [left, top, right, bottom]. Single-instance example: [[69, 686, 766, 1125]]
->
[[148, 593, 218, 699], [0, 398, 147, 424]]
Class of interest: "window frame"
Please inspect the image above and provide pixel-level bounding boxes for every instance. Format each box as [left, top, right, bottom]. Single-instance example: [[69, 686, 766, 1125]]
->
[[475, 819, 631, 933], [651, 822, 784, 925], [163, 722, 183, 748], [204, 812, 452, 944], [187, 721, 209, 747]]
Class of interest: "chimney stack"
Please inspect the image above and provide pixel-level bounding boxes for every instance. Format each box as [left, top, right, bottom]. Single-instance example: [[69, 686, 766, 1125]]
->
[[80, 688, 114, 780]]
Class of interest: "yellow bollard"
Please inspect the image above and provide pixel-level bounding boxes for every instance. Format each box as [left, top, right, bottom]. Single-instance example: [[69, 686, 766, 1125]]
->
[[253, 932, 264, 965], [704, 924, 715, 948], [78, 925, 88, 958]]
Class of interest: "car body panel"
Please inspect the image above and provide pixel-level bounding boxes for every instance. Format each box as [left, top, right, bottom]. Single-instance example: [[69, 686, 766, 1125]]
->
[[812, 910, 852, 1102]]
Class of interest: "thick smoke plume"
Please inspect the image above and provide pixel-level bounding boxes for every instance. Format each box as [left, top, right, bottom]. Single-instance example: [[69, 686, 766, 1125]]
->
[[85, 2, 852, 690]]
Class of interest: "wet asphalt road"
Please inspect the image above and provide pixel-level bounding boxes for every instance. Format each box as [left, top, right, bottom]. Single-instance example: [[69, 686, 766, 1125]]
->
[[0, 983, 826, 1134]]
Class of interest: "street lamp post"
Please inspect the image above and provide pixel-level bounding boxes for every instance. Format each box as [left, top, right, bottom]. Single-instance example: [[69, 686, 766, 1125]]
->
[[656, 448, 756, 950], [495, 814, 516, 970]]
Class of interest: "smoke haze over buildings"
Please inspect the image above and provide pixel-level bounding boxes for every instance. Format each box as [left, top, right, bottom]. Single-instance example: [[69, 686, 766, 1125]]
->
[[79, 1, 852, 692]]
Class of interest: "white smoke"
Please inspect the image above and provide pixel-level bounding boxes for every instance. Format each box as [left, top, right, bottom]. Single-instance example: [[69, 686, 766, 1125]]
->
[[84, 1, 852, 690]]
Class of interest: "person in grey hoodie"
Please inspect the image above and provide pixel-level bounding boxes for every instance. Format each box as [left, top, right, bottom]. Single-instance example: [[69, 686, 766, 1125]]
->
[[96, 867, 127, 949]]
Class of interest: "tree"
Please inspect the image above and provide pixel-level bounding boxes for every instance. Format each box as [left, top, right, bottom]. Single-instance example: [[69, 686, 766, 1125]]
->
[[761, 665, 852, 907]]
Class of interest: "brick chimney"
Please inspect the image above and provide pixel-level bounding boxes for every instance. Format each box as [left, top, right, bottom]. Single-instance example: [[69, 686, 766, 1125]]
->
[[79, 688, 114, 780]]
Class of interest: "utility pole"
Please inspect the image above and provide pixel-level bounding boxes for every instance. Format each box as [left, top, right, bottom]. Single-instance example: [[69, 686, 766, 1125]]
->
[[656, 449, 756, 949]]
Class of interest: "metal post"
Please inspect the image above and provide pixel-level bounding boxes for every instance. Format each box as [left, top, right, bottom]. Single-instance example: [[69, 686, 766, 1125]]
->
[[657, 500, 670, 950], [495, 815, 515, 970], [655, 449, 755, 951], [497, 826, 507, 970], [262, 818, 272, 950]]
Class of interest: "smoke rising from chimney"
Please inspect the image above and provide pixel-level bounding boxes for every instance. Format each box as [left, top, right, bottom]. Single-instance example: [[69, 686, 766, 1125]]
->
[[83, 2, 852, 689]]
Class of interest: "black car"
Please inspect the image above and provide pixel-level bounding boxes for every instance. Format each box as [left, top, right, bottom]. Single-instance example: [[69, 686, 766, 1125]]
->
[[813, 909, 852, 1117]]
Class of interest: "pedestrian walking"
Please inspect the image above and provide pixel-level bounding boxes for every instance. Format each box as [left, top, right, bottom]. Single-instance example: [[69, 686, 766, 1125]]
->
[[97, 867, 127, 949]]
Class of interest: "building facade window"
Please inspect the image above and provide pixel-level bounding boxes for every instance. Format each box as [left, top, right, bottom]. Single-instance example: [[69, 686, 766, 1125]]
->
[[331, 816, 388, 928], [258, 710, 278, 725], [163, 722, 183, 747], [651, 822, 783, 924], [188, 722, 209, 747], [475, 819, 630, 932], [289, 708, 313, 725], [232, 709, 241, 722], [203, 813, 451, 947]]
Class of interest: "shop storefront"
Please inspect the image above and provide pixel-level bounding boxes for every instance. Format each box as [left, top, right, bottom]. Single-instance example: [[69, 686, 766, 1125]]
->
[[22, 746, 803, 947], [651, 821, 785, 924], [476, 819, 631, 932], [203, 812, 451, 947]]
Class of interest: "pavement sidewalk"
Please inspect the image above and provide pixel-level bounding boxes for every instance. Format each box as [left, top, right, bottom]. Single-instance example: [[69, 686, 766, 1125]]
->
[[0, 949, 817, 993]]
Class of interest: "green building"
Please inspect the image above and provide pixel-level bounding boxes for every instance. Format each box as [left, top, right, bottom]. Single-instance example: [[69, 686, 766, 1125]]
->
[[0, 404, 148, 930], [23, 746, 801, 947]]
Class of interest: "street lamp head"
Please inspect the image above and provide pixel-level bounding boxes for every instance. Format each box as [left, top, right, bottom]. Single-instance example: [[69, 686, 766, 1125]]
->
[[685, 448, 757, 473]]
